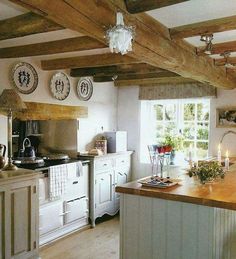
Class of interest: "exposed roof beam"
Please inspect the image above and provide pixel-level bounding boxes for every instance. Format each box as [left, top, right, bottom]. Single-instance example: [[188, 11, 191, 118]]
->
[[0, 12, 63, 41], [11, 0, 236, 89], [94, 71, 178, 82], [41, 53, 139, 70], [197, 40, 236, 56], [115, 77, 196, 87], [0, 36, 106, 58], [70, 63, 165, 77], [170, 15, 236, 39], [124, 0, 189, 14], [215, 57, 236, 66]]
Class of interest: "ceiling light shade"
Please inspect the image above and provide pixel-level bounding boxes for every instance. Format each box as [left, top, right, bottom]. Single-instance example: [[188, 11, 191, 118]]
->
[[200, 34, 214, 55], [106, 12, 135, 55]]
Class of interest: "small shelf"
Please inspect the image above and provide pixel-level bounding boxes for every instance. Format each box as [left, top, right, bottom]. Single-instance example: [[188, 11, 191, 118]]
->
[[12, 135, 19, 138]]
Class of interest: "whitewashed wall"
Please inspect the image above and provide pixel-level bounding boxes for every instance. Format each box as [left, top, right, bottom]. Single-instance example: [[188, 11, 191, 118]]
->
[[117, 86, 236, 180], [0, 57, 117, 153]]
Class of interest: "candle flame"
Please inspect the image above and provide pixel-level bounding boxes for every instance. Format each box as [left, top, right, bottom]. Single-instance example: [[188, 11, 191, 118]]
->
[[226, 150, 229, 158], [218, 144, 221, 151]]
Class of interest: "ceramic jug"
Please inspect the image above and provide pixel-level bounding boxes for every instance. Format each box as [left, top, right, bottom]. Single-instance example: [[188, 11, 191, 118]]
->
[[0, 144, 6, 169]]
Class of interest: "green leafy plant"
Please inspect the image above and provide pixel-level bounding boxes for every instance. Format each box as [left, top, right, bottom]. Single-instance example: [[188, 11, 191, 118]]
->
[[163, 133, 183, 151], [188, 161, 225, 184]]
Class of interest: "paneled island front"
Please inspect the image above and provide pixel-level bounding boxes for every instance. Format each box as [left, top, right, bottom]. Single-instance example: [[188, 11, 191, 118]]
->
[[116, 165, 236, 259]]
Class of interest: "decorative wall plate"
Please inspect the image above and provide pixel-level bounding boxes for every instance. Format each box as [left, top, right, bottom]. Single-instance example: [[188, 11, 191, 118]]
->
[[77, 77, 93, 101], [50, 72, 70, 100], [11, 62, 38, 94]]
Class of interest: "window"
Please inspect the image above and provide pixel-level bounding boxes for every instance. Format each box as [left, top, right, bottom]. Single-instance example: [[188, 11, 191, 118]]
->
[[140, 99, 210, 163]]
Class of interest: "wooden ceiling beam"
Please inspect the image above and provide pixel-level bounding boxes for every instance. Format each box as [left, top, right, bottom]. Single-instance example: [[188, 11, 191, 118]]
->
[[214, 57, 236, 66], [11, 0, 236, 89], [170, 15, 236, 39], [0, 12, 63, 41], [41, 53, 139, 70], [70, 63, 165, 77], [93, 71, 178, 82], [115, 77, 196, 87], [124, 0, 189, 14], [0, 36, 106, 58], [197, 40, 236, 56]]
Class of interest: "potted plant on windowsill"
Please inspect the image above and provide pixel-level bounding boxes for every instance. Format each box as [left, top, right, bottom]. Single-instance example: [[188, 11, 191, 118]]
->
[[162, 133, 183, 165]]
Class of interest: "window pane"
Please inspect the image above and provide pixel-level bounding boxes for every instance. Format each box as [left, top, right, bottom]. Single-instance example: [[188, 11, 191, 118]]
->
[[184, 103, 195, 121], [197, 142, 208, 159], [165, 122, 177, 135], [197, 123, 209, 140], [165, 104, 176, 121], [183, 122, 195, 140], [197, 103, 209, 121], [154, 105, 163, 120], [156, 124, 163, 139]]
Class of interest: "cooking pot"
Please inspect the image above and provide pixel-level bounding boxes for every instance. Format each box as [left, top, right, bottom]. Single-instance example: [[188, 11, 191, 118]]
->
[[0, 144, 6, 169], [23, 138, 36, 158]]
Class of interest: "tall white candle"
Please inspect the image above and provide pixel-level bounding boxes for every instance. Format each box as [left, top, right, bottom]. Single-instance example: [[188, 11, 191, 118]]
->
[[225, 150, 229, 171], [217, 144, 221, 165]]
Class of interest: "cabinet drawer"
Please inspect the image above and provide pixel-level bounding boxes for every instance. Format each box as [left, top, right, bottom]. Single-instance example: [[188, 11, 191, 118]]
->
[[95, 159, 113, 171], [64, 197, 88, 224], [115, 156, 130, 168], [39, 201, 63, 235]]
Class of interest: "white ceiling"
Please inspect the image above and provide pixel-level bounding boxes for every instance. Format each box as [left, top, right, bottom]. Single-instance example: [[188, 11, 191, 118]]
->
[[0, 0, 236, 59]]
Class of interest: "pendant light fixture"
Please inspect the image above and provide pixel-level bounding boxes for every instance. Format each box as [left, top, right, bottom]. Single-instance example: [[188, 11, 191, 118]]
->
[[200, 34, 214, 55], [106, 12, 135, 55]]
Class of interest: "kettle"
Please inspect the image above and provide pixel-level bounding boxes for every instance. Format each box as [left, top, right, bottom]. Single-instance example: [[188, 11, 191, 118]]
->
[[0, 144, 6, 169], [23, 138, 36, 158]]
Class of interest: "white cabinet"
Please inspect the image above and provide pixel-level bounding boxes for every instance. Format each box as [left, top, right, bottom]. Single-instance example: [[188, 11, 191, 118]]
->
[[0, 171, 39, 259], [39, 162, 89, 245], [78, 151, 132, 227]]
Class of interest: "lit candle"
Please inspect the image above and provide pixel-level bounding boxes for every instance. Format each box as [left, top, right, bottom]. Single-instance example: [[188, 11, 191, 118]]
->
[[189, 144, 193, 168], [225, 150, 229, 170], [217, 144, 221, 165]]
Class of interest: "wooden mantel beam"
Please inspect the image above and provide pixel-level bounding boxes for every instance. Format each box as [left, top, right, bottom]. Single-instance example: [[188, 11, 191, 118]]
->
[[70, 63, 165, 77], [0, 36, 106, 58], [0, 12, 63, 41], [14, 102, 88, 120], [124, 0, 189, 14], [170, 15, 236, 39], [41, 53, 139, 70], [11, 0, 236, 89]]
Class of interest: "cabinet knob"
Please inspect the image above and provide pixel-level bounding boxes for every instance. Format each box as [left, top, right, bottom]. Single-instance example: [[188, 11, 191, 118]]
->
[[101, 178, 104, 181]]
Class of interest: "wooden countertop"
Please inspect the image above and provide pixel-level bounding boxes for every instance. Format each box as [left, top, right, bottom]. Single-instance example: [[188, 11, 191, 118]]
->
[[0, 168, 39, 184], [116, 162, 236, 211]]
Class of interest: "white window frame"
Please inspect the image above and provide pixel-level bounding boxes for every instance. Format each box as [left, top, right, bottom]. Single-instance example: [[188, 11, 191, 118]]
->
[[140, 98, 210, 164]]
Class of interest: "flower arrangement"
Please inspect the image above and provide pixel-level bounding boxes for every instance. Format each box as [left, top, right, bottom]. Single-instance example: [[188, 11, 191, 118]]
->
[[188, 161, 225, 184]]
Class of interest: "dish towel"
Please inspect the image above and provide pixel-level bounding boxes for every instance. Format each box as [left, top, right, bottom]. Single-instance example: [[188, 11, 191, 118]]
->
[[49, 165, 68, 201], [76, 161, 83, 177]]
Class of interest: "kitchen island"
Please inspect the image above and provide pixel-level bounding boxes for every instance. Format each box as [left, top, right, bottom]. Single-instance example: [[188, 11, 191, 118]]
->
[[116, 165, 236, 259]]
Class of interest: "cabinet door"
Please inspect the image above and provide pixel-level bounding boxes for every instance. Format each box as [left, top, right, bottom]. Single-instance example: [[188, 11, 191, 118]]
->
[[95, 171, 114, 217], [39, 201, 63, 236], [10, 181, 38, 258], [114, 170, 128, 211], [64, 197, 88, 224]]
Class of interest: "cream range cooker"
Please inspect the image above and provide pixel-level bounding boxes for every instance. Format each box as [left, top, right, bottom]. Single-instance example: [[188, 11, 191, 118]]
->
[[29, 159, 90, 246]]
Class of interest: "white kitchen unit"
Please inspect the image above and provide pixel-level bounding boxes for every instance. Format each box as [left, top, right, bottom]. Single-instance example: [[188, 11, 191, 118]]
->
[[39, 162, 89, 245], [78, 151, 133, 227], [0, 169, 39, 259]]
